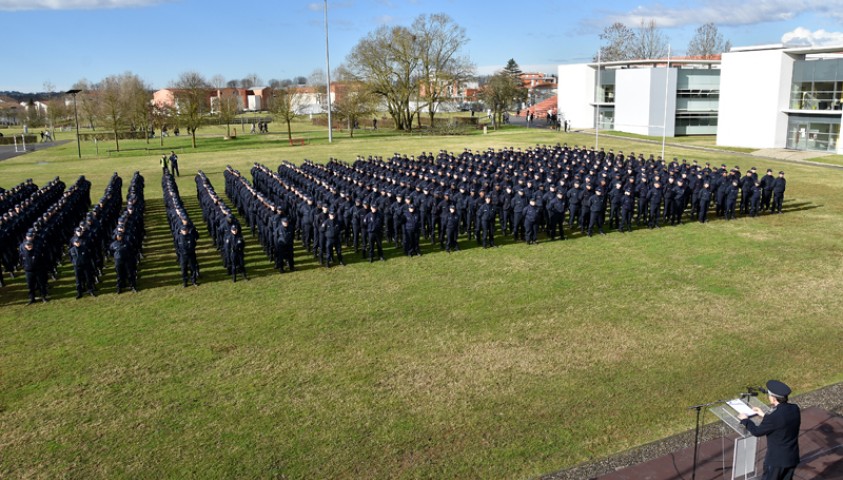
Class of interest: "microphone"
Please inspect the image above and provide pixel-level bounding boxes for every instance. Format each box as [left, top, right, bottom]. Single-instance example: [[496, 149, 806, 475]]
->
[[748, 385, 768, 395], [739, 390, 758, 398]]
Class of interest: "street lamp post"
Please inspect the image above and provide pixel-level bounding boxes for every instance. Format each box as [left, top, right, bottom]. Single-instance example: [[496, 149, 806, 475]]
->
[[324, 0, 333, 143], [66, 89, 82, 158]]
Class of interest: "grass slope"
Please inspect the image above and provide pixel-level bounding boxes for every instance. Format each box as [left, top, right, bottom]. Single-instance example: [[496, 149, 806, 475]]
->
[[1, 127, 842, 479]]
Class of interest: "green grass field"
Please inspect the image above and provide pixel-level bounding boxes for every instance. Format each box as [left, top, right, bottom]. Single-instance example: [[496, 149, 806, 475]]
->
[[1, 125, 842, 479]]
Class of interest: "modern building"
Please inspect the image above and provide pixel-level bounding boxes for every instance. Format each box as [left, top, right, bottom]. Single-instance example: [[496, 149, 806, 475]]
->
[[557, 44, 843, 153], [557, 57, 721, 137], [717, 44, 843, 153]]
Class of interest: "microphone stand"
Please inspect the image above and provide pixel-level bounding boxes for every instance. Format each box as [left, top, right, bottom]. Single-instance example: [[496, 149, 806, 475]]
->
[[687, 399, 727, 480]]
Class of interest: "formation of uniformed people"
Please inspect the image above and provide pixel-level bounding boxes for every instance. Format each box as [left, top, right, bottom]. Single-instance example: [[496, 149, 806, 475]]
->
[[19, 176, 92, 303], [0, 178, 64, 288], [232, 147, 789, 266], [162, 170, 199, 287], [195, 171, 248, 282], [109, 172, 145, 294], [2, 144, 793, 301], [68, 173, 123, 298]]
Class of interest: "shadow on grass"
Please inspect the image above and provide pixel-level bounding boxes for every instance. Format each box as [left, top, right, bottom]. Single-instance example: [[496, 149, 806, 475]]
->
[[0, 195, 820, 306]]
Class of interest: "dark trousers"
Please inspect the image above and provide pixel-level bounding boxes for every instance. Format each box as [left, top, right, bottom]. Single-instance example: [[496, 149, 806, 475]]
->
[[761, 465, 796, 480], [568, 204, 580, 227], [180, 255, 198, 284], [25, 270, 46, 300], [620, 209, 633, 232], [368, 232, 383, 260], [446, 228, 458, 251], [524, 221, 537, 243], [481, 222, 495, 248], [773, 193, 784, 213], [699, 203, 709, 223]]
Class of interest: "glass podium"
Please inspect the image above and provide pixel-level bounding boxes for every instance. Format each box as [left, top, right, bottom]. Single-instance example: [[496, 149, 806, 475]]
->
[[709, 397, 771, 480]]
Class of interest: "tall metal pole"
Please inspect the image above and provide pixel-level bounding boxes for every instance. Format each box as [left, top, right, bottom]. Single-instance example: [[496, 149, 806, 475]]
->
[[595, 50, 601, 150], [324, 0, 333, 143], [661, 44, 671, 161], [68, 90, 82, 159]]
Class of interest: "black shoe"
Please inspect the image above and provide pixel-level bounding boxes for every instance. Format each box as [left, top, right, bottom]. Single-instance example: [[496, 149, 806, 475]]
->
[[89, 290, 96, 297], [131, 287, 138, 293], [117, 288, 123, 294], [193, 281, 199, 286], [28, 299, 36, 305], [42, 297, 49, 303], [76, 293, 83, 299]]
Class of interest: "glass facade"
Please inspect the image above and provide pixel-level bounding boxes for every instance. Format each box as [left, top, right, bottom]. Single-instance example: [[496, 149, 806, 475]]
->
[[790, 58, 843, 110], [596, 69, 616, 104], [675, 69, 719, 135], [786, 114, 840, 151]]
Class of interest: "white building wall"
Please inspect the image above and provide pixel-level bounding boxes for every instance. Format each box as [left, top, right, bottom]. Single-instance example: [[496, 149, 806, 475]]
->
[[557, 64, 595, 129], [717, 49, 794, 149], [615, 68, 676, 137]]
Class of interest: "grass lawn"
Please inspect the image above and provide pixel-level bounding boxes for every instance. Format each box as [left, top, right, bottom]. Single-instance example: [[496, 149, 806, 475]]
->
[[806, 153, 843, 167], [1, 126, 842, 479], [599, 131, 757, 153]]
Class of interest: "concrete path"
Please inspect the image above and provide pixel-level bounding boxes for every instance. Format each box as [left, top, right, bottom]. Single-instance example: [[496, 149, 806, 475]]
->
[[0, 140, 72, 162]]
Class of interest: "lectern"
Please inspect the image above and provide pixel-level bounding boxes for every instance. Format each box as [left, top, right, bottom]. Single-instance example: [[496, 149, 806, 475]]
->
[[709, 397, 771, 480]]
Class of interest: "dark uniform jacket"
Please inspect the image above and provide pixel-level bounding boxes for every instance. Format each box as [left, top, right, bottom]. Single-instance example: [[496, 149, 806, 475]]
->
[[740, 402, 800, 468]]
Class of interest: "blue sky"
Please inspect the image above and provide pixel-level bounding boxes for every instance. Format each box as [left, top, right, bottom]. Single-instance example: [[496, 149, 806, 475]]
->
[[2, 0, 843, 92]]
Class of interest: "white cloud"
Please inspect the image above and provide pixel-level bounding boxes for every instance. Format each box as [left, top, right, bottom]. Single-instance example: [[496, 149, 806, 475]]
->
[[781, 27, 843, 47], [592, 0, 843, 29], [0, 0, 169, 10]]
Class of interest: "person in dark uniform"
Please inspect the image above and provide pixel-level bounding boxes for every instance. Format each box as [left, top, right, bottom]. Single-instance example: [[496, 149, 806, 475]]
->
[[403, 203, 422, 256], [749, 181, 762, 217], [619, 189, 634, 233], [321, 209, 345, 267], [478, 195, 496, 248], [224, 224, 248, 281], [587, 188, 606, 237], [760, 169, 775, 212], [110, 233, 137, 293], [444, 204, 460, 252], [512, 189, 526, 241], [648, 182, 663, 229], [363, 204, 385, 262], [725, 179, 740, 220], [69, 235, 96, 298], [523, 198, 539, 245], [772, 171, 786, 214], [20, 239, 48, 304], [738, 380, 801, 480], [176, 224, 199, 286], [548, 191, 566, 240], [698, 182, 712, 223], [274, 217, 295, 272], [169, 151, 180, 177]]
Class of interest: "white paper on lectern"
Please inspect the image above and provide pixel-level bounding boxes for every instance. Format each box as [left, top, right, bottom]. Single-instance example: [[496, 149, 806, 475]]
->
[[727, 399, 756, 416]]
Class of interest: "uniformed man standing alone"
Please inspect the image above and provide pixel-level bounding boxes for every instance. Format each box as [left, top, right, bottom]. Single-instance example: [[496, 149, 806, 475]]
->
[[738, 380, 801, 480]]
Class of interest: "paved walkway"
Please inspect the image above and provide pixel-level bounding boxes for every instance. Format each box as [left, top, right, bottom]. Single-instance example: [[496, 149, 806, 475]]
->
[[0, 139, 72, 162]]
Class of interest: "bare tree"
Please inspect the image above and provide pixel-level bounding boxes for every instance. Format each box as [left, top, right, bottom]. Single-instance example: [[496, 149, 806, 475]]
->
[[226, 79, 240, 89], [413, 13, 475, 125], [244, 73, 262, 88], [98, 75, 127, 151], [687, 23, 730, 58], [346, 24, 420, 131], [216, 92, 239, 138], [210, 74, 227, 89], [267, 86, 306, 141], [596, 22, 636, 62], [173, 71, 209, 148], [479, 71, 526, 130], [632, 19, 669, 59], [332, 67, 378, 138], [121, 73, 151, 144], [72, 79, 99, 130], [150, 101, 173, 146]]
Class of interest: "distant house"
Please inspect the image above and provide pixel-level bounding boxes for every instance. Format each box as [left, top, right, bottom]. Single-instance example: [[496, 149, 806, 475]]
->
[[153, 87, 273, 113], [0, 95, 22, 125]]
